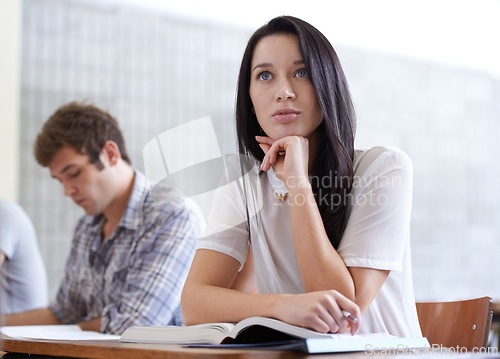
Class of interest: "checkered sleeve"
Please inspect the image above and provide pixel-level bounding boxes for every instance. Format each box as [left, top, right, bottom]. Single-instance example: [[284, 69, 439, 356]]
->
[[99, 197, 202, 334], [49, 218, 92, 324]]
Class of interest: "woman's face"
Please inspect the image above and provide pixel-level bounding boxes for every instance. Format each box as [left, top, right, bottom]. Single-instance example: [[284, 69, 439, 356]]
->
[[249, 33, 323, 142]]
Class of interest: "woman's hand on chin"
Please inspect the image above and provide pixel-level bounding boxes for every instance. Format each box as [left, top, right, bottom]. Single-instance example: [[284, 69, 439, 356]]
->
[[256, 135, 310, 190]]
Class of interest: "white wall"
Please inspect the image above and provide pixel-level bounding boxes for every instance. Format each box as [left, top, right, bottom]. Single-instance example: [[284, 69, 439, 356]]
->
[[16, 0, 500, 303], [109, 0, 500, 77], [0, 0, 22, 202], [19, 0, 250, 296]]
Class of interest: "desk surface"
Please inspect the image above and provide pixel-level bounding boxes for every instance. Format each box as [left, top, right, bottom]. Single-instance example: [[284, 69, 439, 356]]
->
[[3, 336, 499, 359], [0, 336, 371, 359]]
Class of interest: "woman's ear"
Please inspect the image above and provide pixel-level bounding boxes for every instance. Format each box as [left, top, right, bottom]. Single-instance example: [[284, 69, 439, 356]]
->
[[100, 141, 121, 166]]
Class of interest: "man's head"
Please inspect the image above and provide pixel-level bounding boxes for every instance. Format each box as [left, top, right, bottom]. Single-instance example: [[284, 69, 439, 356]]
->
[[34, 102, 133, 216], [34, 101, 131, 168]]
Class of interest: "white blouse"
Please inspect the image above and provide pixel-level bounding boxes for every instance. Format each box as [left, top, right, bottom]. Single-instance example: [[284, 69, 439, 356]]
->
[[198, 145, 422, 338]]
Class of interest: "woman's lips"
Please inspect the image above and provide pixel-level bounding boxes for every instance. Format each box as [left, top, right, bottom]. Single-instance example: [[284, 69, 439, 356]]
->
[[272, 109, 299, 123]]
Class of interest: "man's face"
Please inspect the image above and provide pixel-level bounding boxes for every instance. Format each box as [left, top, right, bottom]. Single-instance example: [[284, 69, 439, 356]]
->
[[48, 146, 115, 216]]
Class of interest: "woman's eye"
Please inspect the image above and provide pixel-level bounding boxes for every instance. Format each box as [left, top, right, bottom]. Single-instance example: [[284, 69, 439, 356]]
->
[[296, 68, 308, 78], [258, 72, 272, 81]]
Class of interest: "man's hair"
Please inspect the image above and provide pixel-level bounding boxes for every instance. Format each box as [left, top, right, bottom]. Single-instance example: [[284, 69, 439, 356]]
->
[[34, 101, 131, 167]]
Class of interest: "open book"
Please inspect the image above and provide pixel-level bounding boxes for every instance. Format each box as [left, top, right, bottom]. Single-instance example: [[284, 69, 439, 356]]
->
[[120, 316, 430, 353]]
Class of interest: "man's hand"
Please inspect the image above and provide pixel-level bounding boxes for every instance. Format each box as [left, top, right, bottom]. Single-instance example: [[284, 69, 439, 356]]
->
[[77, 317, 102, 332]]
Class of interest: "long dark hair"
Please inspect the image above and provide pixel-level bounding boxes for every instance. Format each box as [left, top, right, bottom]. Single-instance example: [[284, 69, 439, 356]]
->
[[235, 16, 356, 249]]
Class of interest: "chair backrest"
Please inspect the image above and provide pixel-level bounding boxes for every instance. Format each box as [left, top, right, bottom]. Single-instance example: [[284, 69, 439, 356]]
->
[[416, 296, 493, 351]]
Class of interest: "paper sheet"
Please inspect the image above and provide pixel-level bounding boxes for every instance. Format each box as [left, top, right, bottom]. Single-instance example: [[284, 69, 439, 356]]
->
[[0, 325, 120, 341]]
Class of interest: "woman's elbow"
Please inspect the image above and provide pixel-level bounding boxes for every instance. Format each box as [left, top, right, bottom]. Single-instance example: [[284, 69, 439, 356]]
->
[[181, 282, 198, 326]]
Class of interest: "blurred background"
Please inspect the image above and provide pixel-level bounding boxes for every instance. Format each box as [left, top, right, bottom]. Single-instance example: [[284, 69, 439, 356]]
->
[[1, 0, 499, 303]]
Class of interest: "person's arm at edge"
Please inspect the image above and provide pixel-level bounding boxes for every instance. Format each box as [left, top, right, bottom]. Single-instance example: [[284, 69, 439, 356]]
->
[[3, 308, 60, 326], [4, 309, 101, 332]]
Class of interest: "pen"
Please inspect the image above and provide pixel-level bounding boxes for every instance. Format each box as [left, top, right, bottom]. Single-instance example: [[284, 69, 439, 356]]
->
[[342, 310, 358, 324]]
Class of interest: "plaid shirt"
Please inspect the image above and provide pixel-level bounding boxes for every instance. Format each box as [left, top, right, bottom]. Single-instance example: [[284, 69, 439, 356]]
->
[[49, 171, 203, 334]]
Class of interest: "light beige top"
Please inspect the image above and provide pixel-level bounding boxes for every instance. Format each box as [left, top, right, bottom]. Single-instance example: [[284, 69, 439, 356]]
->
[[198, 146, 421, 338]]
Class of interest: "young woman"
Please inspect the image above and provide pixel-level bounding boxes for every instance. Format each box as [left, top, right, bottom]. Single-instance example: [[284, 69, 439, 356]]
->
[[182, 16, 421, 337]]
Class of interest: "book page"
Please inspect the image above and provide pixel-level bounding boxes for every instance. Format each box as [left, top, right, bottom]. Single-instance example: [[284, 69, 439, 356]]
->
[[231, 317, 330, 340], [228, 317, 398, 344], [120, 322, 236, 344], [0, 325, 120, 341]]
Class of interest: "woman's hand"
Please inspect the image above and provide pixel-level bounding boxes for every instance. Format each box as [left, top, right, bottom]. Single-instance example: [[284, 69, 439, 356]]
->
[[256, 135, 310, 190], [274, 290, 361, 335]]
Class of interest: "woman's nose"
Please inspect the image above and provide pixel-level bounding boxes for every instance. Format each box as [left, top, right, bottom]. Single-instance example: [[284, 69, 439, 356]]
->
[[276, 78, 296, 101]]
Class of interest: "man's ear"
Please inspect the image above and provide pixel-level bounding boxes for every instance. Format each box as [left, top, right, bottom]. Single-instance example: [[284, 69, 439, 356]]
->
[[100, 141, 121, 167]]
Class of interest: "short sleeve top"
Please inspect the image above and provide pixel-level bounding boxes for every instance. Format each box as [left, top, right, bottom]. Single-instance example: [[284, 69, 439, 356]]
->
[[197, 146, 422, 337], [0, 200, 48, 314]]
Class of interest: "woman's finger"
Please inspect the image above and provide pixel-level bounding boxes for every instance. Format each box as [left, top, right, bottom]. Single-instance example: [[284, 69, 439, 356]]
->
[[258, 143, 271, 156], [332, 292, 362, 335], [325, 300, 350, 333], [261, 139, 285, 171], [267, 140, 284, 165], [255, 135, 274, 145], [317, 305, 340, 334], [308, 311, 334, 334], [260, 148, 274, 171]]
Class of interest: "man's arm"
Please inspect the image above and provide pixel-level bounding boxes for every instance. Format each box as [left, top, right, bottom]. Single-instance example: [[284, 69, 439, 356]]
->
[[99, 199, 202, 334], [3, 308, 60, 326], [77, 317, 101, 332]]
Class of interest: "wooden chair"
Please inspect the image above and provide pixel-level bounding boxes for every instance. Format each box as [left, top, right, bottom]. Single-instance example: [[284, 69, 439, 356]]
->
[[416, 296, 493, 351]]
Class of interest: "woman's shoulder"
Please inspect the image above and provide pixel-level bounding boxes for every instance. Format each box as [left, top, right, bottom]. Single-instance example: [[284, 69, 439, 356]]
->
[[354, 145, 412, 177]]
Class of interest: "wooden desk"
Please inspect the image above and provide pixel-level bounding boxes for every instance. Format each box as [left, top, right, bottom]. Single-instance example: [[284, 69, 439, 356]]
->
[[0, 336, 370, 359], [3, 336, 499, 359]]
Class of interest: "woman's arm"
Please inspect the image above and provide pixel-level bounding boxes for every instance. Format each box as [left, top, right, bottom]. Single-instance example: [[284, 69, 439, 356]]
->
[[181, 249, 361, 334], [230, 248, 256, 293], [257, 136, 389, 314], [288, 179, 390, 312]]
